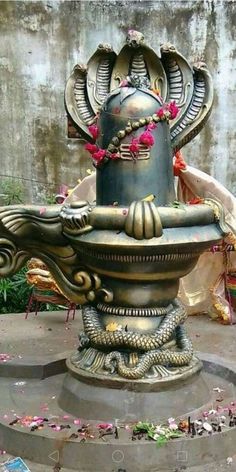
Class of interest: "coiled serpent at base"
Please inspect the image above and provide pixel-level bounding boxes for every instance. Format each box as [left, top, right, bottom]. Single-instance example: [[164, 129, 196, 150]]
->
[[82, 299, 187, 351], [104, 325, 193, 379]]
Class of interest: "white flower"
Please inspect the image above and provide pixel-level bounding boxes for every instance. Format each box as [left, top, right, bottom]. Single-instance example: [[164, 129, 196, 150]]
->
[[154, 426, 165, 435], [169, 423, 178, 430], [168, 417, 175, 424], [203, 422, 213, 432], [208, 409, 217, 415]]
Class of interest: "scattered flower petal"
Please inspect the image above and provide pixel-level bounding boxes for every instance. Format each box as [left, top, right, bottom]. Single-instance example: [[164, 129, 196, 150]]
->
[[39, 207, 46, 215], [96, 422, 113, 430], [0, 354, 11, 362], [73, 419, 81, 425]]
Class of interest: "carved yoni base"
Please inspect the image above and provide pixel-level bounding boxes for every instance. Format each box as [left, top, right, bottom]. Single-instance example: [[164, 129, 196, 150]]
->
[[70, 349, 201, 385], [59, 356, 204, 421]]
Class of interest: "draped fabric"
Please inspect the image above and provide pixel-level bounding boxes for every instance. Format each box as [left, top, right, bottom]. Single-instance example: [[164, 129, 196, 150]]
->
[[65, 165, 236, 323], [178, 166, 236, 323]]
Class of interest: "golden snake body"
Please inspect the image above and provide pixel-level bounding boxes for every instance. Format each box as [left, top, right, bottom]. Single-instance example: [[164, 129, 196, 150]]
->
[[82, 300, 187, 351], [81, 300, 193, 379], [104, 325, 193, 379]]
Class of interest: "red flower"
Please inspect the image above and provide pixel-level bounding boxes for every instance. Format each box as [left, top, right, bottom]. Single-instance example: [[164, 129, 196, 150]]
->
[[129, 138, 140, 154], [167, 101, 179, 120], [84, 143, 98, 154], [139, 130, 155, 147], [109, 153, 120, 160], [96, 423, 113, 430], [146, 122, 157, 131], [157, 107, 165, 119], [92, 148, 106, 163], [88, 124, 99, 140]]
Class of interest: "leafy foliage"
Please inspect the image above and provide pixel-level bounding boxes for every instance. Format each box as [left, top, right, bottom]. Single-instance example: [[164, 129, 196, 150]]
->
[[0, 267, 61, 314], [133, 421, 183, 447], [43, 192, 56, 204], [0, 267, 32, 314], [0, 179, 25, 205]]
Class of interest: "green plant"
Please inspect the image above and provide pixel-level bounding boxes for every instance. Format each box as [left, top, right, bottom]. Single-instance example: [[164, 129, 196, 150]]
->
[[133, 421, 183, 447], [0, 267, 31, 314], [0, 267, 62, 314], [0, 179, 25, 205], [43, 191, 56, 205]]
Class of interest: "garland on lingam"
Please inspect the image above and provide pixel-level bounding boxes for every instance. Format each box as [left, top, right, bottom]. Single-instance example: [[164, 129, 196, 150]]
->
[[84, 86, 180, 168]]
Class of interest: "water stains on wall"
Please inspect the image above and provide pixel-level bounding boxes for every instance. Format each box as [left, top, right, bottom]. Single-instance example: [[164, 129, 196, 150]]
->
[[0, 0, 235, 202]]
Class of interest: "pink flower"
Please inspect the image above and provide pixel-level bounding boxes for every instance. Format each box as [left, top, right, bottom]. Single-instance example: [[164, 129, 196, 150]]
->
[[0, 354, 11, 361], [73, 419, 81, 425], [109, 153, 120, 160], [96, 422, 113, 430], [146, 122, 157, 131], [139, 130, 155, 147], [120, 79, 129, 87], [168, 417, 178, 430], [88, 124, 99, 140], [157, 107, 165, 118], [92, 148, 106, 163], [84, 143, 98, 154], [167, 101, 179, 120], [129, 138, 140, 154]]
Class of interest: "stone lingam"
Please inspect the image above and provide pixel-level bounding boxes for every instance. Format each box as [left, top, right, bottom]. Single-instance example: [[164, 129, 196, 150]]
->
[[0, 31, 234, 470]]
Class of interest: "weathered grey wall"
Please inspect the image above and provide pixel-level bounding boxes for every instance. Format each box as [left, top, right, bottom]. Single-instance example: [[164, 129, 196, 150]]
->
[[0, 0, 235, 202]]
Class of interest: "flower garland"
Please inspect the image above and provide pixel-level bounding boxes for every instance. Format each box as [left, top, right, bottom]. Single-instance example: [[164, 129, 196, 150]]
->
[[84, 100, 180, 167]]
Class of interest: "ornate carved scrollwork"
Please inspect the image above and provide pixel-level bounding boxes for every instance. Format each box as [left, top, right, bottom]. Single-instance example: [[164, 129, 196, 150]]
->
[[0, 205, 111, 305], [60, 201, 93, 235], [0, 239, 28, 277]]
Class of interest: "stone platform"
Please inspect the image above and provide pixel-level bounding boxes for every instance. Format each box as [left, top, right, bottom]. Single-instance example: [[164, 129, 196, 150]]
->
[[0, 310, 235, 471]]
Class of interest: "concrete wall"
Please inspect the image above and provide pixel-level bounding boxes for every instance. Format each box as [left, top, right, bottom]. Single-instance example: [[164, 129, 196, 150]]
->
[[0, 0, 235, 202]]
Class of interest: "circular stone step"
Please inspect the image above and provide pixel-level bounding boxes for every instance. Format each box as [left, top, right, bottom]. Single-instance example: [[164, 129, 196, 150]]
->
[[0, 355, 235, 471]]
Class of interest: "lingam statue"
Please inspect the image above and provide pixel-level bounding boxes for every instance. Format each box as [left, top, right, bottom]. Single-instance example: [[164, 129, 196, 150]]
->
[[0, 31, 228, 420]]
